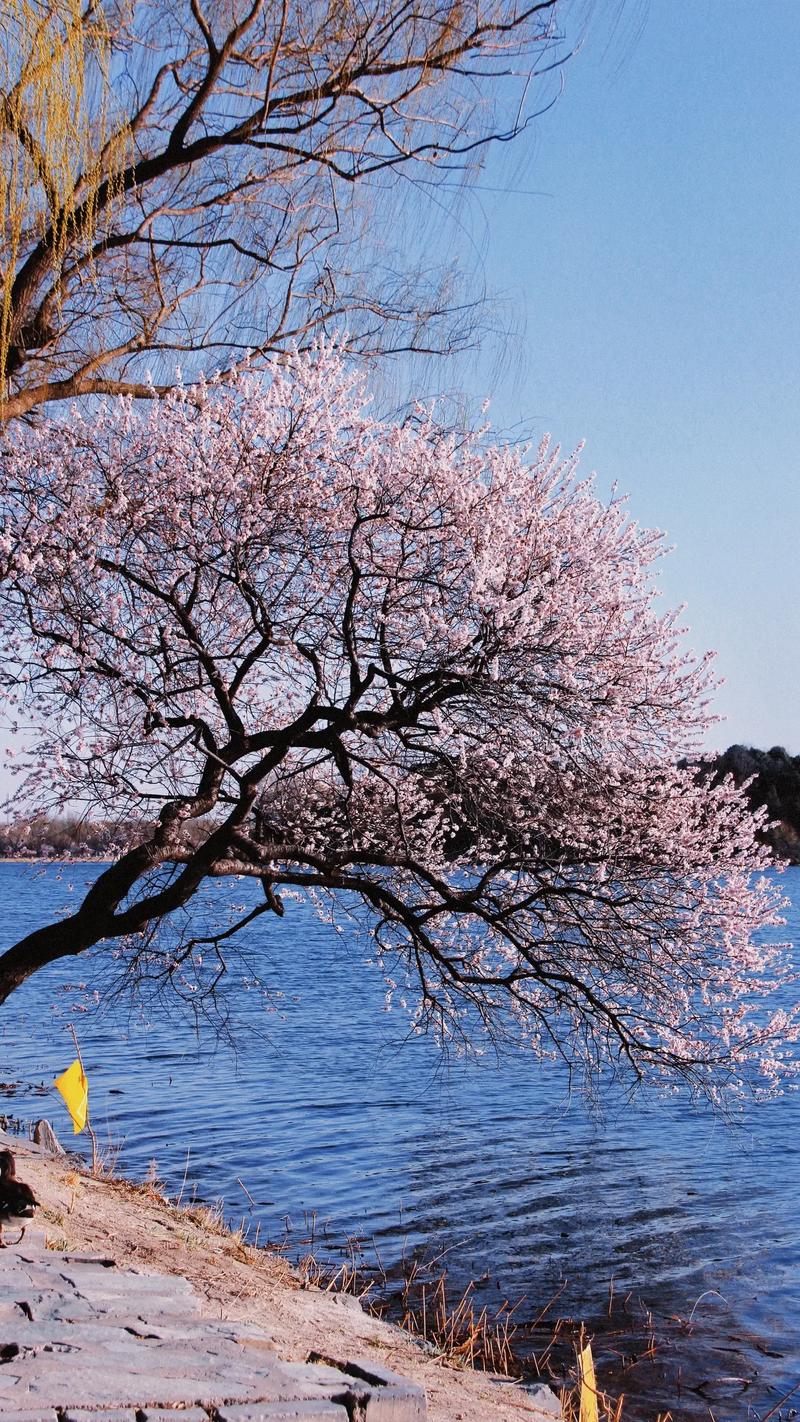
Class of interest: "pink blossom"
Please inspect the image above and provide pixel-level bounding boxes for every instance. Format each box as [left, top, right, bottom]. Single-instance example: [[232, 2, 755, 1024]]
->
[[0, 346, 794, 1098]]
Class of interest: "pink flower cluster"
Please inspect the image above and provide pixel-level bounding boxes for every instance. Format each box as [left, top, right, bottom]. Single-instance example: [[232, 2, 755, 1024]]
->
[[0, 345, 794, 1095]]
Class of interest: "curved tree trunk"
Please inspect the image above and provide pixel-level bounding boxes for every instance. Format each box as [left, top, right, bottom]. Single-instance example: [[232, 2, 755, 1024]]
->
[[0, 913, 103, 1004]]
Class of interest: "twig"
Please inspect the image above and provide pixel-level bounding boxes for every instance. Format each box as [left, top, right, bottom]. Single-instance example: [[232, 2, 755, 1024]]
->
[[236, 1175, 256, 1208]]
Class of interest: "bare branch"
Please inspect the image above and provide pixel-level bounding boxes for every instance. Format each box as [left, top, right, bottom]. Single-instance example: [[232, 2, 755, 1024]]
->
[[0, 0, 567, 417]]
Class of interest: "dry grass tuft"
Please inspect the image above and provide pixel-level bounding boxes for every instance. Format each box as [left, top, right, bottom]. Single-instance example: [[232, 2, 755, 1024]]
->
[[398, 1269, 521, 1376]]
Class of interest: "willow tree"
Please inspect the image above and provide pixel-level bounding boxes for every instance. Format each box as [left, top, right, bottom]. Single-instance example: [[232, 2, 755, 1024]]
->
[[0, 0, 565, 422], [0, 347, 794, 1098]]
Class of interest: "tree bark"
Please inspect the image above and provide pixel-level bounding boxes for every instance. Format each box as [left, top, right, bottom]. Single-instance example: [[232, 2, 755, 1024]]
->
[[0, 912, 105, 1005]]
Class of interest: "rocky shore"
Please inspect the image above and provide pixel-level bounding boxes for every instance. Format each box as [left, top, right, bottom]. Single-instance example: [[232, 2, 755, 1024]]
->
[[0, 1131, 562, 1422]]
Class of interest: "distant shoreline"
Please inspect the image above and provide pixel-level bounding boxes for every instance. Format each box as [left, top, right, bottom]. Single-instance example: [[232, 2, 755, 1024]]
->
[[0, 857, 114, 864]]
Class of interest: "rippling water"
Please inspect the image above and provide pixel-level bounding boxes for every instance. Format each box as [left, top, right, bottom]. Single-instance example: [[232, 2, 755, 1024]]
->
[[0, 863, 798, 1420]]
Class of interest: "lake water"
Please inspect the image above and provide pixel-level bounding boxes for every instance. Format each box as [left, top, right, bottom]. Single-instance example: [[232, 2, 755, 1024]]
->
[[0, 862, 798, 1420]]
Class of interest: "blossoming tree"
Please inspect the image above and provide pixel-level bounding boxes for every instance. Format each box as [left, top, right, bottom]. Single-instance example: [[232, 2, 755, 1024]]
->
[[0, 349, 794, 1094]]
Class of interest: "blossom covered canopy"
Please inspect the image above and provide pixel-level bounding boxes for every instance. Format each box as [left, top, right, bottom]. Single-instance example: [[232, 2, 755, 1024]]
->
[[0, 348, 794, 1095]]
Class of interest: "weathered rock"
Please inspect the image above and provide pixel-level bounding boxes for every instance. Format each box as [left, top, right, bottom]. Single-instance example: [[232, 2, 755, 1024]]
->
[[63, 1412, 210, 1422], [216, 1407, 348, 1421], [526, 1381, 563, 1417], [62, 1412, 139, 1422], [0, 1411, 60, 1421], [1, 1227, 49, 1256], [0, 1244, 428, 1420], [31, 1121, 65, 1156], [308, 1355, 427, 1421], [140, 1411, 210, 1421]]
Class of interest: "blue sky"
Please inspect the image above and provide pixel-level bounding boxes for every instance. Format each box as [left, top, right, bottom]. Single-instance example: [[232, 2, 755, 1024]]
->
[[451, 0, 799, 752]]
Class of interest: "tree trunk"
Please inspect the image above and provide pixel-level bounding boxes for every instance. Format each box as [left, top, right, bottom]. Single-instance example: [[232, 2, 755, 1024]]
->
[[0, 914, 102, 1005]]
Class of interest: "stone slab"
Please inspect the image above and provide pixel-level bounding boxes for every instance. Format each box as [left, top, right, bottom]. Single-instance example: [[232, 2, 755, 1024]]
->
[[64, 1412, 210, 1422], [0, 1301, 32, 1320], [0, 1219, 429, 1422], [140, 1410, 210, 1422], [62, 1412, 139, 1422], [0, 1372, 260, 1410], [278, 1361, 355, 1398], [55, 1266, 198, 1299], [1, 1226, 48, 1251], [0, 1412, 60, 1422], [217, 1406, 349, 1421], [50, 1253, 117, 1266], [14, 1283, 205, 1325], [309, 1353, 427, 1421]]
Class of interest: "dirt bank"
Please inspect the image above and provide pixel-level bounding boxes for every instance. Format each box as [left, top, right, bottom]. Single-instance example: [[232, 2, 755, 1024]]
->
[[4, 1134, 562, 1422]]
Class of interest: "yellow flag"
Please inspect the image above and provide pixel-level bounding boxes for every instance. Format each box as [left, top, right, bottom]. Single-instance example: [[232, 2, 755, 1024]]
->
[[578, 1339, 599, 1422], [54, 1058, 88, 1134]]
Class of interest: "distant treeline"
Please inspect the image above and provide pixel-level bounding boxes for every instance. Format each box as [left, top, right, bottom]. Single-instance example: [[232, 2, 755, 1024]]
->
[[695, 744, 800, 864], [0, 815, 146, 860], [2, 746, 799, 864], [0, 814, 213, 860]]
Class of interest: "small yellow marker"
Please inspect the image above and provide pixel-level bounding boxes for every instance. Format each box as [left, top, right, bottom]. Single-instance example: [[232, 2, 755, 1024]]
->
[[54, 1058, 88, 1134], [578, 1338, 599, 1422]]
